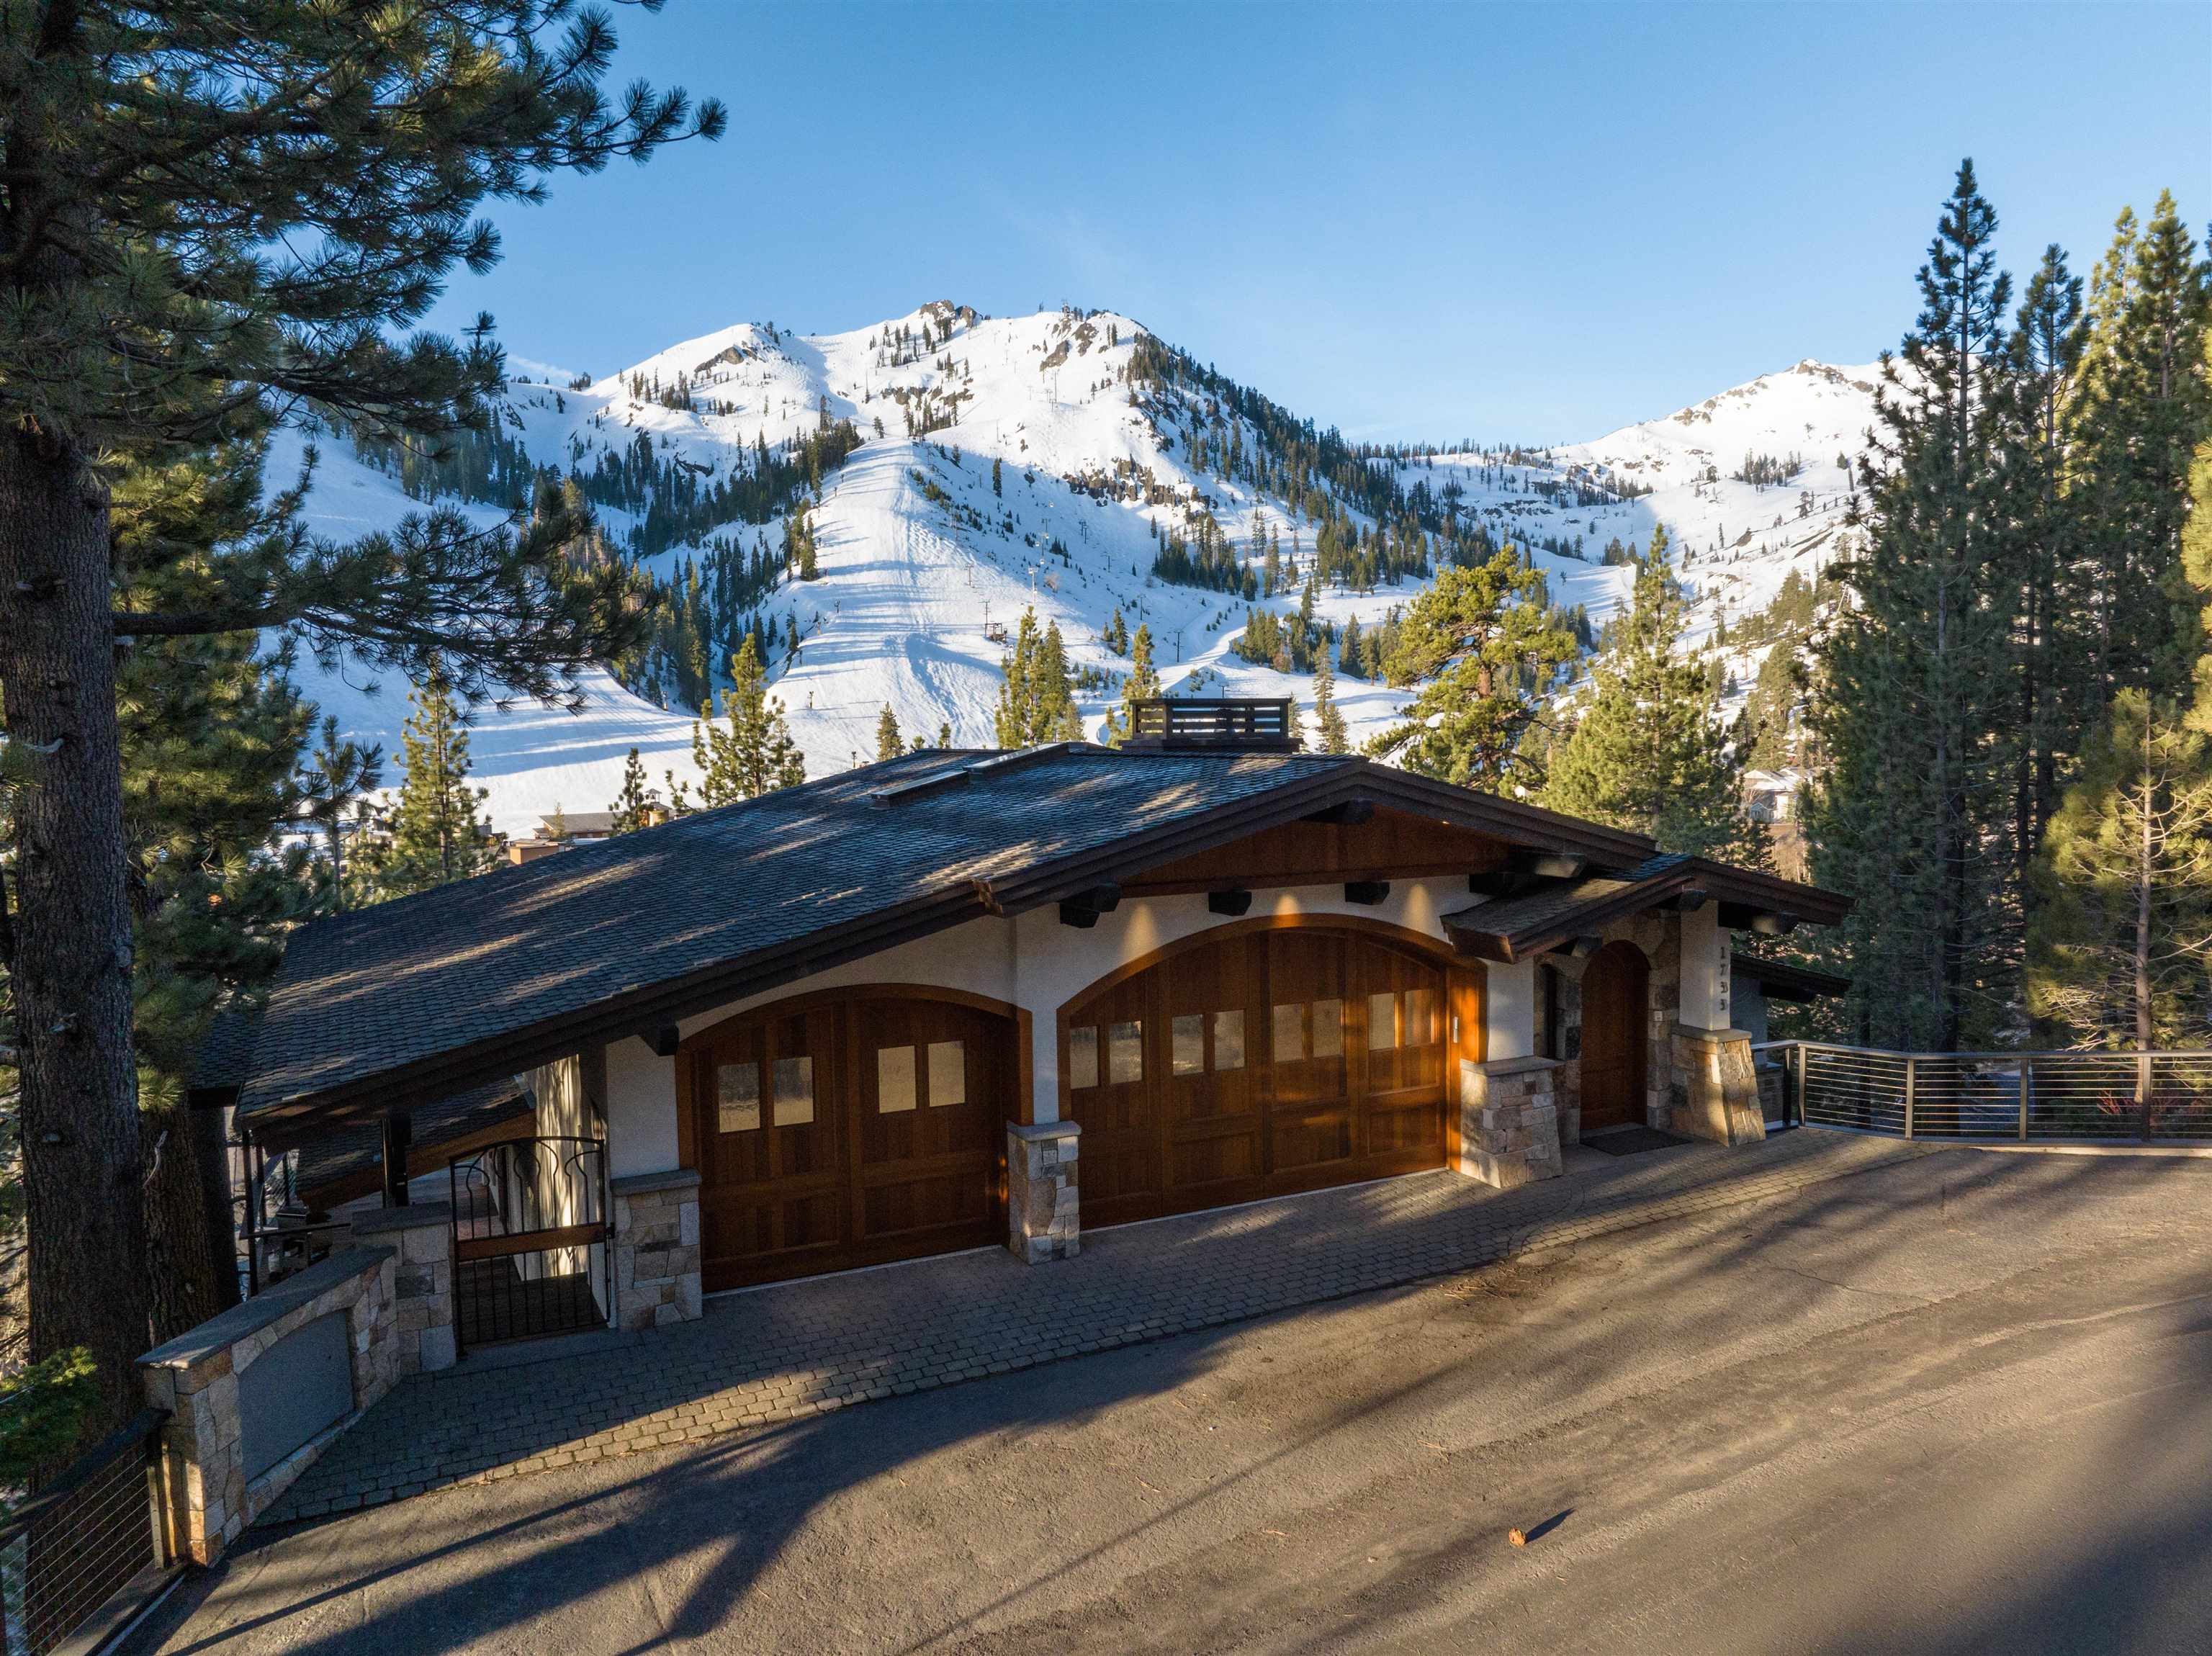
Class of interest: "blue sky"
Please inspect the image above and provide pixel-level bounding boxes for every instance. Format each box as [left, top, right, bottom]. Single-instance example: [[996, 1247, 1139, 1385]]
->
[[444, 1, 2212, 445]]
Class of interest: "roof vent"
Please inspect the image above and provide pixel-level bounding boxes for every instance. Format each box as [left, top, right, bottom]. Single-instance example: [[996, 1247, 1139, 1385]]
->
[[1120, 698, 1300, 754]]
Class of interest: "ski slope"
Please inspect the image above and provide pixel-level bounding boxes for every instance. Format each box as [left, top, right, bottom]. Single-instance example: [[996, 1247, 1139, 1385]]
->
[[283, 307, 1888, 835]]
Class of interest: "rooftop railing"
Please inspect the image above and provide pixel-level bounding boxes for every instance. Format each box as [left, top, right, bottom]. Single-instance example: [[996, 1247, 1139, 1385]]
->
[[1123, 698, 1299, 752], [1753, 1041, 2212, 1145]]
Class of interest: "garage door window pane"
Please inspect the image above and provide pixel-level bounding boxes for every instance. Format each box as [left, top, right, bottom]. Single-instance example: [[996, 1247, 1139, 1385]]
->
[[1313, 999, 1344, 1059], [1213, 1009, 1245, 1071], [1172, 1014, 1205, 1076], [1405, 986, 1437, 1045], [928, 1040, 966, 1107], [1069, 1026, 1100, 1090], [1367, 991, 1399, 1050], [1272, 1003, 1305, 1062], [876, 1046, 916, 1113], [1108, 1020, 1144, 1084], [716, 1061, 761, 1133], [772, 1056, 814, 1125]]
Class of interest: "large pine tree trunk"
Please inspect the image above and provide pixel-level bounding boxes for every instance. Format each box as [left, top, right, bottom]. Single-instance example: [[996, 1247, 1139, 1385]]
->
[[0, 426, 150, 1426]]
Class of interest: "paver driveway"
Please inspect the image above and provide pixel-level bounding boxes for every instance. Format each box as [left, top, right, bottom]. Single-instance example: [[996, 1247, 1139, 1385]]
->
[[139, 1135, 2212, 1654], [271, 1128, 1925, 1520]]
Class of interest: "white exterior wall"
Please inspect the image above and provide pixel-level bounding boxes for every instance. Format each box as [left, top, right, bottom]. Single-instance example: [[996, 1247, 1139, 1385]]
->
[[1677, 904, 1732, 1030], [601, 877, 1532, 1175], [1483, 959, 1537, 1061]]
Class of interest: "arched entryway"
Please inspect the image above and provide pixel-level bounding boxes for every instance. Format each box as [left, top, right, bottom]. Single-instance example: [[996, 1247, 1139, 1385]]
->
[[1578, 941, 1650, 1133], [679, 986, 1022, 1289], [1060, 918, 1480, 1227]]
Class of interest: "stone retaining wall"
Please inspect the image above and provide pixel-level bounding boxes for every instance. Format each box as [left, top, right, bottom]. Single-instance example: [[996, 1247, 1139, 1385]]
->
[[349, 1200, 456, 1373], [139, 1246, 397, 1565]]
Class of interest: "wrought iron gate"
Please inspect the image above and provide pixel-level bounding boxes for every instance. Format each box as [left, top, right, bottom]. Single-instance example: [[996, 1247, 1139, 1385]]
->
[[448, 1136, 612, 1354]]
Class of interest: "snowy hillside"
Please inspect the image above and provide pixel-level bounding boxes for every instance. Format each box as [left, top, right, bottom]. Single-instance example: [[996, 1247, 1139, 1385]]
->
[[283, 306, 1886, 835]]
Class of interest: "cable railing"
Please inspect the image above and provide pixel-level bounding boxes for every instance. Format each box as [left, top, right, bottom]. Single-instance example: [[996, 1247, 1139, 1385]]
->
[[0, 1408, 175, 1656], [1755, 1042, 2212, 1145]]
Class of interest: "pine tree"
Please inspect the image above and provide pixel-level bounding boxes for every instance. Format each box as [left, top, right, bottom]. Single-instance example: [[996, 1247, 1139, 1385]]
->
[[0, 5, 719, 1423], [1812, 161, 2018, 1050], [2072, 192, 2212, 703], [1105, 624, 1161, 745], [876, 704, 905, 761], [381, 672, 494, 891], [993, 608, 1084, 746], [298, 716, 385, 913], [693, 635, 807, 805], [1337, 614, 1364, 680], [1369, 552, 1575, 789], [992, 457, 1003, 497], [1311, 650, 1349, 755], [2026, 689, 2212, 1056], [1542, 528, 1756, 860], [607, 748, 663, 833]]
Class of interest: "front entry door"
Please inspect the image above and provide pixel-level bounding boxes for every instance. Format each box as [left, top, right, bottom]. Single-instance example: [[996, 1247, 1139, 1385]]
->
[[686, 990, 1017, 1289], [1578, 941, 1650, 1133]]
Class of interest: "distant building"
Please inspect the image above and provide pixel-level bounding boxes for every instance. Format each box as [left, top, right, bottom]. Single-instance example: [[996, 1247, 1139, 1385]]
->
[[505, 807, 664, 864]]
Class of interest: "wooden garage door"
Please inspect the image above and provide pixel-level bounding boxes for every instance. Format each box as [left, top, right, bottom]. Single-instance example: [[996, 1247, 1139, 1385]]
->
[[683, 989, 1017, 1290], [1065, 923, 1469, 1228]]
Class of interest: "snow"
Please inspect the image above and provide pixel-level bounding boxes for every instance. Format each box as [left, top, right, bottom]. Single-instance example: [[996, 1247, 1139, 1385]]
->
[[282, 309, 1889, 837]]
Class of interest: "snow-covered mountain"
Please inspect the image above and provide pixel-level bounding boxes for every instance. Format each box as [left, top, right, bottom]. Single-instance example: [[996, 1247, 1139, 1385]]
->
[[282, 303, 1882, 837]]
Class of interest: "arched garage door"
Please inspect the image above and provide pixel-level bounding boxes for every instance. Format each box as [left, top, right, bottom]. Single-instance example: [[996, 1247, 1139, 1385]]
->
[[1063, 921, 1476, 1227], [680, 987, 1020, 1289]]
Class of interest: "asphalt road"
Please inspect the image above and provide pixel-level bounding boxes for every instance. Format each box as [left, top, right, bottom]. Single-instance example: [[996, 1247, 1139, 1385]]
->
[[137, 1144, 2212, 1655]]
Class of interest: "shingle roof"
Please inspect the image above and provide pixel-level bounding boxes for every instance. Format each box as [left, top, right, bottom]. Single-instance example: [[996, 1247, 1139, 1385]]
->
[[237, 746, 1370, 1131], [1436, 852, 1836, 963], [228, 742, 1821, 1140]]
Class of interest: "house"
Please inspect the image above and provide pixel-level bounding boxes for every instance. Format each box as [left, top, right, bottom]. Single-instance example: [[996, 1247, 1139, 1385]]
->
[[200, 701, 1850, 1369], [505, 808, 646, 864]]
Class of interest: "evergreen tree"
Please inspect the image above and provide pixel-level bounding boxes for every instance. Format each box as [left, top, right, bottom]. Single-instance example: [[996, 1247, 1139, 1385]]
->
[[2071, 193, 2212, 703], [1370, 552, 1575, 789], [0, 3, 719, 1423], [693, 636, 808, 805], [381, 672, 494, 891], [2026, 689, 2212, 1053], [607, 748, 663, 833], [1542, 528, 1757, 860], [298, 716, 385, 913], [1337, 614, 1364, 680], [1999, 243, 2092, 918], [1742, 643, 1805, 773], [876, 703, 906, 761], [1105, 624, 1161, 745], [1311, 650, 1349, 755], [1812, 162, 2018, 1051], [993, 608, 1084, 746]]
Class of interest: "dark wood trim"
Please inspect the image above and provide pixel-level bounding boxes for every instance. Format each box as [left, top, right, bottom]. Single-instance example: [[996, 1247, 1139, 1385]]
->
[[678, 981, 1026, 1052], [1058, 912, 1460, 1022], [301, 1111, 539, 1210], [455, 1220, 606, 1263]]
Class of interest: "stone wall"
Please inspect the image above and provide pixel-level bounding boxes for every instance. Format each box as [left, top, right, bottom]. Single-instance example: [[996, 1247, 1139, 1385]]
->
[[1457, 1056, 1563, 1188], [1008, 1120, 1081, 1262], [613, 1168, 703, 1328], [349, 1201, 456, 1373], [1669, 1025, 1766, 1146], [140, 1246, 397, 1566]]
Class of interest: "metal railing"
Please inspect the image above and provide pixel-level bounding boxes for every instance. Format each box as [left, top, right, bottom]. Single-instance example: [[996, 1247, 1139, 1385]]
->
[[0, 1408, 175, 1656], [448, 1136, 612, 1355], [1755, 1042, 2212, 1145]]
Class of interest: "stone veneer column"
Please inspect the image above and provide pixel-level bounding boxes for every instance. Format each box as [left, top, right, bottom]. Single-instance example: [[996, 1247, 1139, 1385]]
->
[[1458, 1056, 1565, 1188], [613, 1168, 704, 1328], [349, 1201, 456, 1373], [1007, 1120, 1080, 1263], [1669, 1025, 1766, 1146]]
